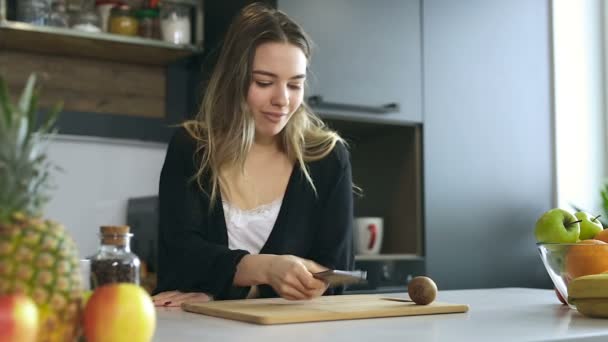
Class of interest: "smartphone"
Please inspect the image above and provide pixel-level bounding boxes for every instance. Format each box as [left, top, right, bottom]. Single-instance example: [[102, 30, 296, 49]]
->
[[313, 270, 367, 287]]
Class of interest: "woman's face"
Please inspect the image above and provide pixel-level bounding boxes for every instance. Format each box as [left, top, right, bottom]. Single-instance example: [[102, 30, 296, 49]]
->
[[247, 42, 307, 142]]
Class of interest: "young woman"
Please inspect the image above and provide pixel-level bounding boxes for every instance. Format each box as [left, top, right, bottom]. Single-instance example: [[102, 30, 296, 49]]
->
[[153, 3, 354, 304]]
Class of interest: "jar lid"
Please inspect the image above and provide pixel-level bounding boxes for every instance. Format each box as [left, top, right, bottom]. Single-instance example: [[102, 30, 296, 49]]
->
[[100, 225, 130, 235], [75, 11, 100, 22], [100, 225, 131, 246], [111, 4, 133, 15], [135, 8, 159, 19]]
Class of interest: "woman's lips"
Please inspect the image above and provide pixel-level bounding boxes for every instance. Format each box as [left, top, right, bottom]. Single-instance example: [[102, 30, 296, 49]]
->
[[262, 112, 286, 123]]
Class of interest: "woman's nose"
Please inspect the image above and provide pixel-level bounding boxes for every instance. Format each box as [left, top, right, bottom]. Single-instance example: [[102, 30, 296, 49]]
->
[[271, 85, 290, 107]]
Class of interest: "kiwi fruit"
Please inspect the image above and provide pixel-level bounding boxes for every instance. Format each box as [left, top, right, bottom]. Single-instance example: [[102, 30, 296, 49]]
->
[[407, 276, 437, 305]]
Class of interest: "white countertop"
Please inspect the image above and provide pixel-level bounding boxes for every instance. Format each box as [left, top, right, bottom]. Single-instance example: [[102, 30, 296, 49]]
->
[[154, 288, 608, 342]]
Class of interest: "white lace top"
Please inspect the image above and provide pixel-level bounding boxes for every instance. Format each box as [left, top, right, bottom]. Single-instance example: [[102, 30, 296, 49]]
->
[[222, 197, 283, 254]]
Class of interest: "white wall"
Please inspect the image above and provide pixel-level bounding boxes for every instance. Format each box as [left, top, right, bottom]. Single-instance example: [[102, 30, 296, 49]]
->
[[45, 135, 167, 258], [553, 0, 607, 214]]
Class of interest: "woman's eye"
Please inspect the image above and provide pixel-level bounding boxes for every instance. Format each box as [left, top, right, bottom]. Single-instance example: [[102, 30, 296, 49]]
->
[[288, 84, 302, 90], [255, 81, 272, 87]]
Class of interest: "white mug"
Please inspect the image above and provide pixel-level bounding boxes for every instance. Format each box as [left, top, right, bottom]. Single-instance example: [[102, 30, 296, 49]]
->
[[354, 217, 383, 255]]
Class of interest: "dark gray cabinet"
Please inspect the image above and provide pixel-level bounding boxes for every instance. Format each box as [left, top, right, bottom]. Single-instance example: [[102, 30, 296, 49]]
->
[[278, 0, 422, 125], [422, 0, 554, 289]]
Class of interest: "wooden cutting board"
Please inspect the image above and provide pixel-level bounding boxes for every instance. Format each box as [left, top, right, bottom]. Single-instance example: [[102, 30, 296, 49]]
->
[[182, 294, 469, 325]]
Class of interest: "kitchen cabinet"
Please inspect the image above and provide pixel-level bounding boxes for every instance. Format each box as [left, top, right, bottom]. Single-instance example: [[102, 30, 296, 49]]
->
[[278, 0, 422, 125], [422, 0, 554, 290], [323, 118, 425, 292]]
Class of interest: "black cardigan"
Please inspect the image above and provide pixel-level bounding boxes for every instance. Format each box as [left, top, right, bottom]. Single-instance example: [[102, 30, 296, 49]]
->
[[155, 128, 354, 299]]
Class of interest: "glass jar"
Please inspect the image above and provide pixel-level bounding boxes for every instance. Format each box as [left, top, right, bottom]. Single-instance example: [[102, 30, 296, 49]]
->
[[159, 1, 190, 45], [47, 0, 70, 28], [71, 11, 101, 32], [17, 0, 51, 26], [109, 4, 139, 36], [89, 225, 141, 289], [135, 8, 161, 39], [72, 0, 101, 32], [95, 0, 120, 32]]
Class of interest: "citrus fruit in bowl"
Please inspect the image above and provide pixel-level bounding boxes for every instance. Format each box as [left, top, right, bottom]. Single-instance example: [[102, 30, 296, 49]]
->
[[537, 239, 608, 308]]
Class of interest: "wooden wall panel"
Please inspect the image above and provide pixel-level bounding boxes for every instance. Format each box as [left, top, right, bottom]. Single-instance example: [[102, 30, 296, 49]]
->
[[0, 50, 166, 118]]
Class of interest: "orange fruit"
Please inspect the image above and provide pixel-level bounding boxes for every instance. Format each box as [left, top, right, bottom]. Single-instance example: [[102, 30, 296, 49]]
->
[[594, 229, 608, 243], [565, 239, 608, 278]]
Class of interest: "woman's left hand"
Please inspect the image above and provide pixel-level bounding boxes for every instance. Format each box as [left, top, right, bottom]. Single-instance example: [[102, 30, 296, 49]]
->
[[152, 291, 211, 307]]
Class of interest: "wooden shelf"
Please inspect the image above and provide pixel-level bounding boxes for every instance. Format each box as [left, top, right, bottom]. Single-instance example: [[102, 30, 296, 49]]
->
[[0, 20, 203, 65]]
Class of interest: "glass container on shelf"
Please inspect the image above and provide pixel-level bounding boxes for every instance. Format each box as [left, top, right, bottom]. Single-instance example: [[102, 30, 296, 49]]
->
[[159, 0, 191, 45], [135, 7, 161, 39], [95, 0, 120, 32], [17, 0, 51, 26], [89, 225, 141, 289], [109, 3, 138, 36], [48, 0, 70, 28], [71, 10, 101, 32], [72, 0, 102, 32]]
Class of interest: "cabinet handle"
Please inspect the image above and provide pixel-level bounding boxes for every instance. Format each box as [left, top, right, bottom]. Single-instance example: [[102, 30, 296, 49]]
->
[[307, 95, 400, 114]]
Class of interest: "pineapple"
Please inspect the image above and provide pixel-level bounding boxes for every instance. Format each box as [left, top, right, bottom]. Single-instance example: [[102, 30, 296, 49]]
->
[[0, 74, 83, 341]]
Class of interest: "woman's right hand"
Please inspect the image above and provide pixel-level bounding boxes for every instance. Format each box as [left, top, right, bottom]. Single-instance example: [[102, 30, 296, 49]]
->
[[264, 255, 329, 300]]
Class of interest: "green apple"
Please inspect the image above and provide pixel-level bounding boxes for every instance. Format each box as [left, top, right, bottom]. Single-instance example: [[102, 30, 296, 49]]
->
[[575, 211, 604, 240], [535, 208, 581, 243]]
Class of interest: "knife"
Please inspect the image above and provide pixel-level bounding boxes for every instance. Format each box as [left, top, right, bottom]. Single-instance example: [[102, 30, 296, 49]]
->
[[313, 270, 367, 287]]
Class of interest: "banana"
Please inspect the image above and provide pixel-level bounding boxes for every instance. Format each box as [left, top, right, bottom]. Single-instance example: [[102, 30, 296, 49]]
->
[[568, 273, 608, 300], [569, 298, 608, 318], [567, 273, 608, 318]]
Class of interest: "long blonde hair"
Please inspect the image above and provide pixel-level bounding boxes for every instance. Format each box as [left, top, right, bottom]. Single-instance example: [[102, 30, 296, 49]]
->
[[183, 3, 343, 207]]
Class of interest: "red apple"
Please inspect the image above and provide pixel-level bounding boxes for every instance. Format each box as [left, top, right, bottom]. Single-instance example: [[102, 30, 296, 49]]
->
[[83, 283, 156, 342], [0, 293, 39, 342]]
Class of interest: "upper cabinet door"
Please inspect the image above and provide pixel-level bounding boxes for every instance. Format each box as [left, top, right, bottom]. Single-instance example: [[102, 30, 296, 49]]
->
[[278, 0, 422, 125]]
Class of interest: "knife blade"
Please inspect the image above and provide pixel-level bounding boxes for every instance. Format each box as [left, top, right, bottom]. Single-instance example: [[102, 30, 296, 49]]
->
[[313, 270, 367, 287]]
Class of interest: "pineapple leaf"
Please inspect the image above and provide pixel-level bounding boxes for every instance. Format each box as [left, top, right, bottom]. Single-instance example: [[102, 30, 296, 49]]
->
[[0, 73, 62, 221], [40, 101, 62, 135], [25, 91, 39, 145], [18, 74, 37, 116], [0, 77, 13, 128], [16, 113, 29, 154]]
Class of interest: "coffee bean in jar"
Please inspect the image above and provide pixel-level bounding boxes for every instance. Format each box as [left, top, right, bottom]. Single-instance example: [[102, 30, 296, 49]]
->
[[89, 225, 141, 289]]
